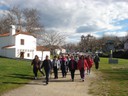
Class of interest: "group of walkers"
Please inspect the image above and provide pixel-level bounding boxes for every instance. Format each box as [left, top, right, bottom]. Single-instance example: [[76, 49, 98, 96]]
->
[[31, 54, 100, 84]]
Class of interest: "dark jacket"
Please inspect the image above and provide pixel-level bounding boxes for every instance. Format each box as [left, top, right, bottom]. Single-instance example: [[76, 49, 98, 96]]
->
[[41, 59, 52, 71], [94, 56, 100, 63], [60, 58, 67, 70], [31, 59, 41, 69], [68, 59, 77, 71]]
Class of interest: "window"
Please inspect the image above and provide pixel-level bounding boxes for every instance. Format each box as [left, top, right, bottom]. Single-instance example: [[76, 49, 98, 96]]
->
[[27, 53, 30, 57], [21, 39, 24, 45]]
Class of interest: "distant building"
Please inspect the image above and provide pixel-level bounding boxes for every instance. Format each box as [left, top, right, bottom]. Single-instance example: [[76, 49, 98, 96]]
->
[[80, 34, 94, 52], [49, 45, 66, 55], [102, 40, 115, 52], [54, 47, 66, 55], [124, 39, 128, 50], [0, 25, 50, 60]]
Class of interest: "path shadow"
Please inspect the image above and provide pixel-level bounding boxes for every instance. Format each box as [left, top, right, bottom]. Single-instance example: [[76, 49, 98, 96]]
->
[[50, 79, 71, 82], [6, 73, 33, 80], [2, 81, 43, 85]]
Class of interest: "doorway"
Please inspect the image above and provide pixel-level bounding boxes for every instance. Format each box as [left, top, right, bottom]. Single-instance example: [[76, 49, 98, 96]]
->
[[20, 52, 24, 59]]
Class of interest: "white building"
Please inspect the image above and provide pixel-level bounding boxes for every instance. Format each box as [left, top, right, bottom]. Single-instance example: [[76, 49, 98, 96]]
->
[[0, 25, 50, 60], [55, 47, 66, 55]]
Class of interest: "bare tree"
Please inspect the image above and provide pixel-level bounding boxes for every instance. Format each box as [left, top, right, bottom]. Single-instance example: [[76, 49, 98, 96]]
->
[[79, 34, 97, 52], [0, 13, 16, 33], [23, 8, 43, 33], [63, 43, 79, 53], [36, 30, 66, 53], [0, 6, 43, 33], [8, 6, 22, 30], [97, 35, 125, 52], [0, 17, 10, 33], [37, 30, 66, 46]]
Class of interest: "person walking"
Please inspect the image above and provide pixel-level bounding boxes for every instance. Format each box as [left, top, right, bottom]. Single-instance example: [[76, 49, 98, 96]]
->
[[68, 56, 77, 81], [31, 55, 45, 80], [41, 55, 52, 84], [77, 55, 88, 81], [66, 55, 70, 73], [94, 54, 100, 69], [52, 56, 60, 79], [86, 55, 93, 74], [60, 55, 67, 78], [74, 55, 79, 63]]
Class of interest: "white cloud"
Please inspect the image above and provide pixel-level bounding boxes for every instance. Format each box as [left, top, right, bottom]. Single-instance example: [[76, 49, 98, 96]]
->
[[0, 0, 8, 6], [0, 10, 9, 17], [1, 0, 128, 43], [104, 31, 127, 37]]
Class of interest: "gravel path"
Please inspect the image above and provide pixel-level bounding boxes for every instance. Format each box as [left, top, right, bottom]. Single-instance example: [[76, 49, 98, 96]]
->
[[2, 70, 95, 96]]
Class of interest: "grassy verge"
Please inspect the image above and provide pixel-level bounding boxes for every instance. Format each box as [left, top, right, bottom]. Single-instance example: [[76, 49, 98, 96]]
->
[[89, 58, 128, 96], [0, 57, 35, 95]]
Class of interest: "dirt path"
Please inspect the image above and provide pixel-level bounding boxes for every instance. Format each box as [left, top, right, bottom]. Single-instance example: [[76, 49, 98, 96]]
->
[[2, 70, 96, 96]]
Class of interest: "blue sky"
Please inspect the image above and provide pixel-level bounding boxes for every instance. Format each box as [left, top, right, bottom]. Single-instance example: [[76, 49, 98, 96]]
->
[[0, 0, 128, 43]]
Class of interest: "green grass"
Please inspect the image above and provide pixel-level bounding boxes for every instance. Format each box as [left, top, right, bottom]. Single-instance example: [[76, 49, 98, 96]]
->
[[0, 57, 34, 95], [0, 57, 128, 96], [90, 57, 128, 96]]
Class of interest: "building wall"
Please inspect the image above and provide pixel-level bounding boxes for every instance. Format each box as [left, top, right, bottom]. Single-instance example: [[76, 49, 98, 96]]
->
[[34, 51, 50, 61], [55, 48, 66, 55], [15, 34, 37, 59], [15, 34, 36, 49], [34, 51, 43, 60], [61, 49, 66, 53], [1, 48, 15, 58], [0, 36, 11, 55], [55, 49, 61, 55], [9, 35, 15, 45], [0, 33, 50, 60], [0, 36, 15, 49], [16, 49, 35, 59], [42, 51, 50, 60], [124, 42, 128, 50], [6, 48, 15, 58]]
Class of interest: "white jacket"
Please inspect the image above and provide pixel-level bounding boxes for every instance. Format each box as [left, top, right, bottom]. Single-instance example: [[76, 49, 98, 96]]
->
[[52, 59, 60, 69]]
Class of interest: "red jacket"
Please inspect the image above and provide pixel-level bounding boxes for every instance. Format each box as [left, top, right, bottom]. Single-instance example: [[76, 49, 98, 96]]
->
[[77, 59, 89, 70], [86, 58, 93, 68]]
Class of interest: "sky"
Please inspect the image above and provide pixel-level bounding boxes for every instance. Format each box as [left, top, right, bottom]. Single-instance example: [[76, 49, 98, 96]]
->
[[0, 0, 128, 43]]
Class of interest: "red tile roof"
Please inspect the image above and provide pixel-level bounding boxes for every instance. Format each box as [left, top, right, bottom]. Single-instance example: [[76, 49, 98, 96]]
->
[[0, 33, 9, 37], [13, 32, 36, 37], [0, 31, 36, 37], [2, 45, 15, 49], [36, 46, 50, 51]]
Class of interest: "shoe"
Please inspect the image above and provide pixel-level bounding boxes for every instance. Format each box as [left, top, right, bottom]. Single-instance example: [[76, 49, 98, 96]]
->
[[54, 77, 58, 79], [34, 77, 37, 80], [46, 82, 48, 84], [72, 79, 74, 82], [82, 79, 84, 82], [43, 74, 45, 76]]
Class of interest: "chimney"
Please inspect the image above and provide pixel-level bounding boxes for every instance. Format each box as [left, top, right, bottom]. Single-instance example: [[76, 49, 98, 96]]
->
[[10, 25, 16, 35]]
